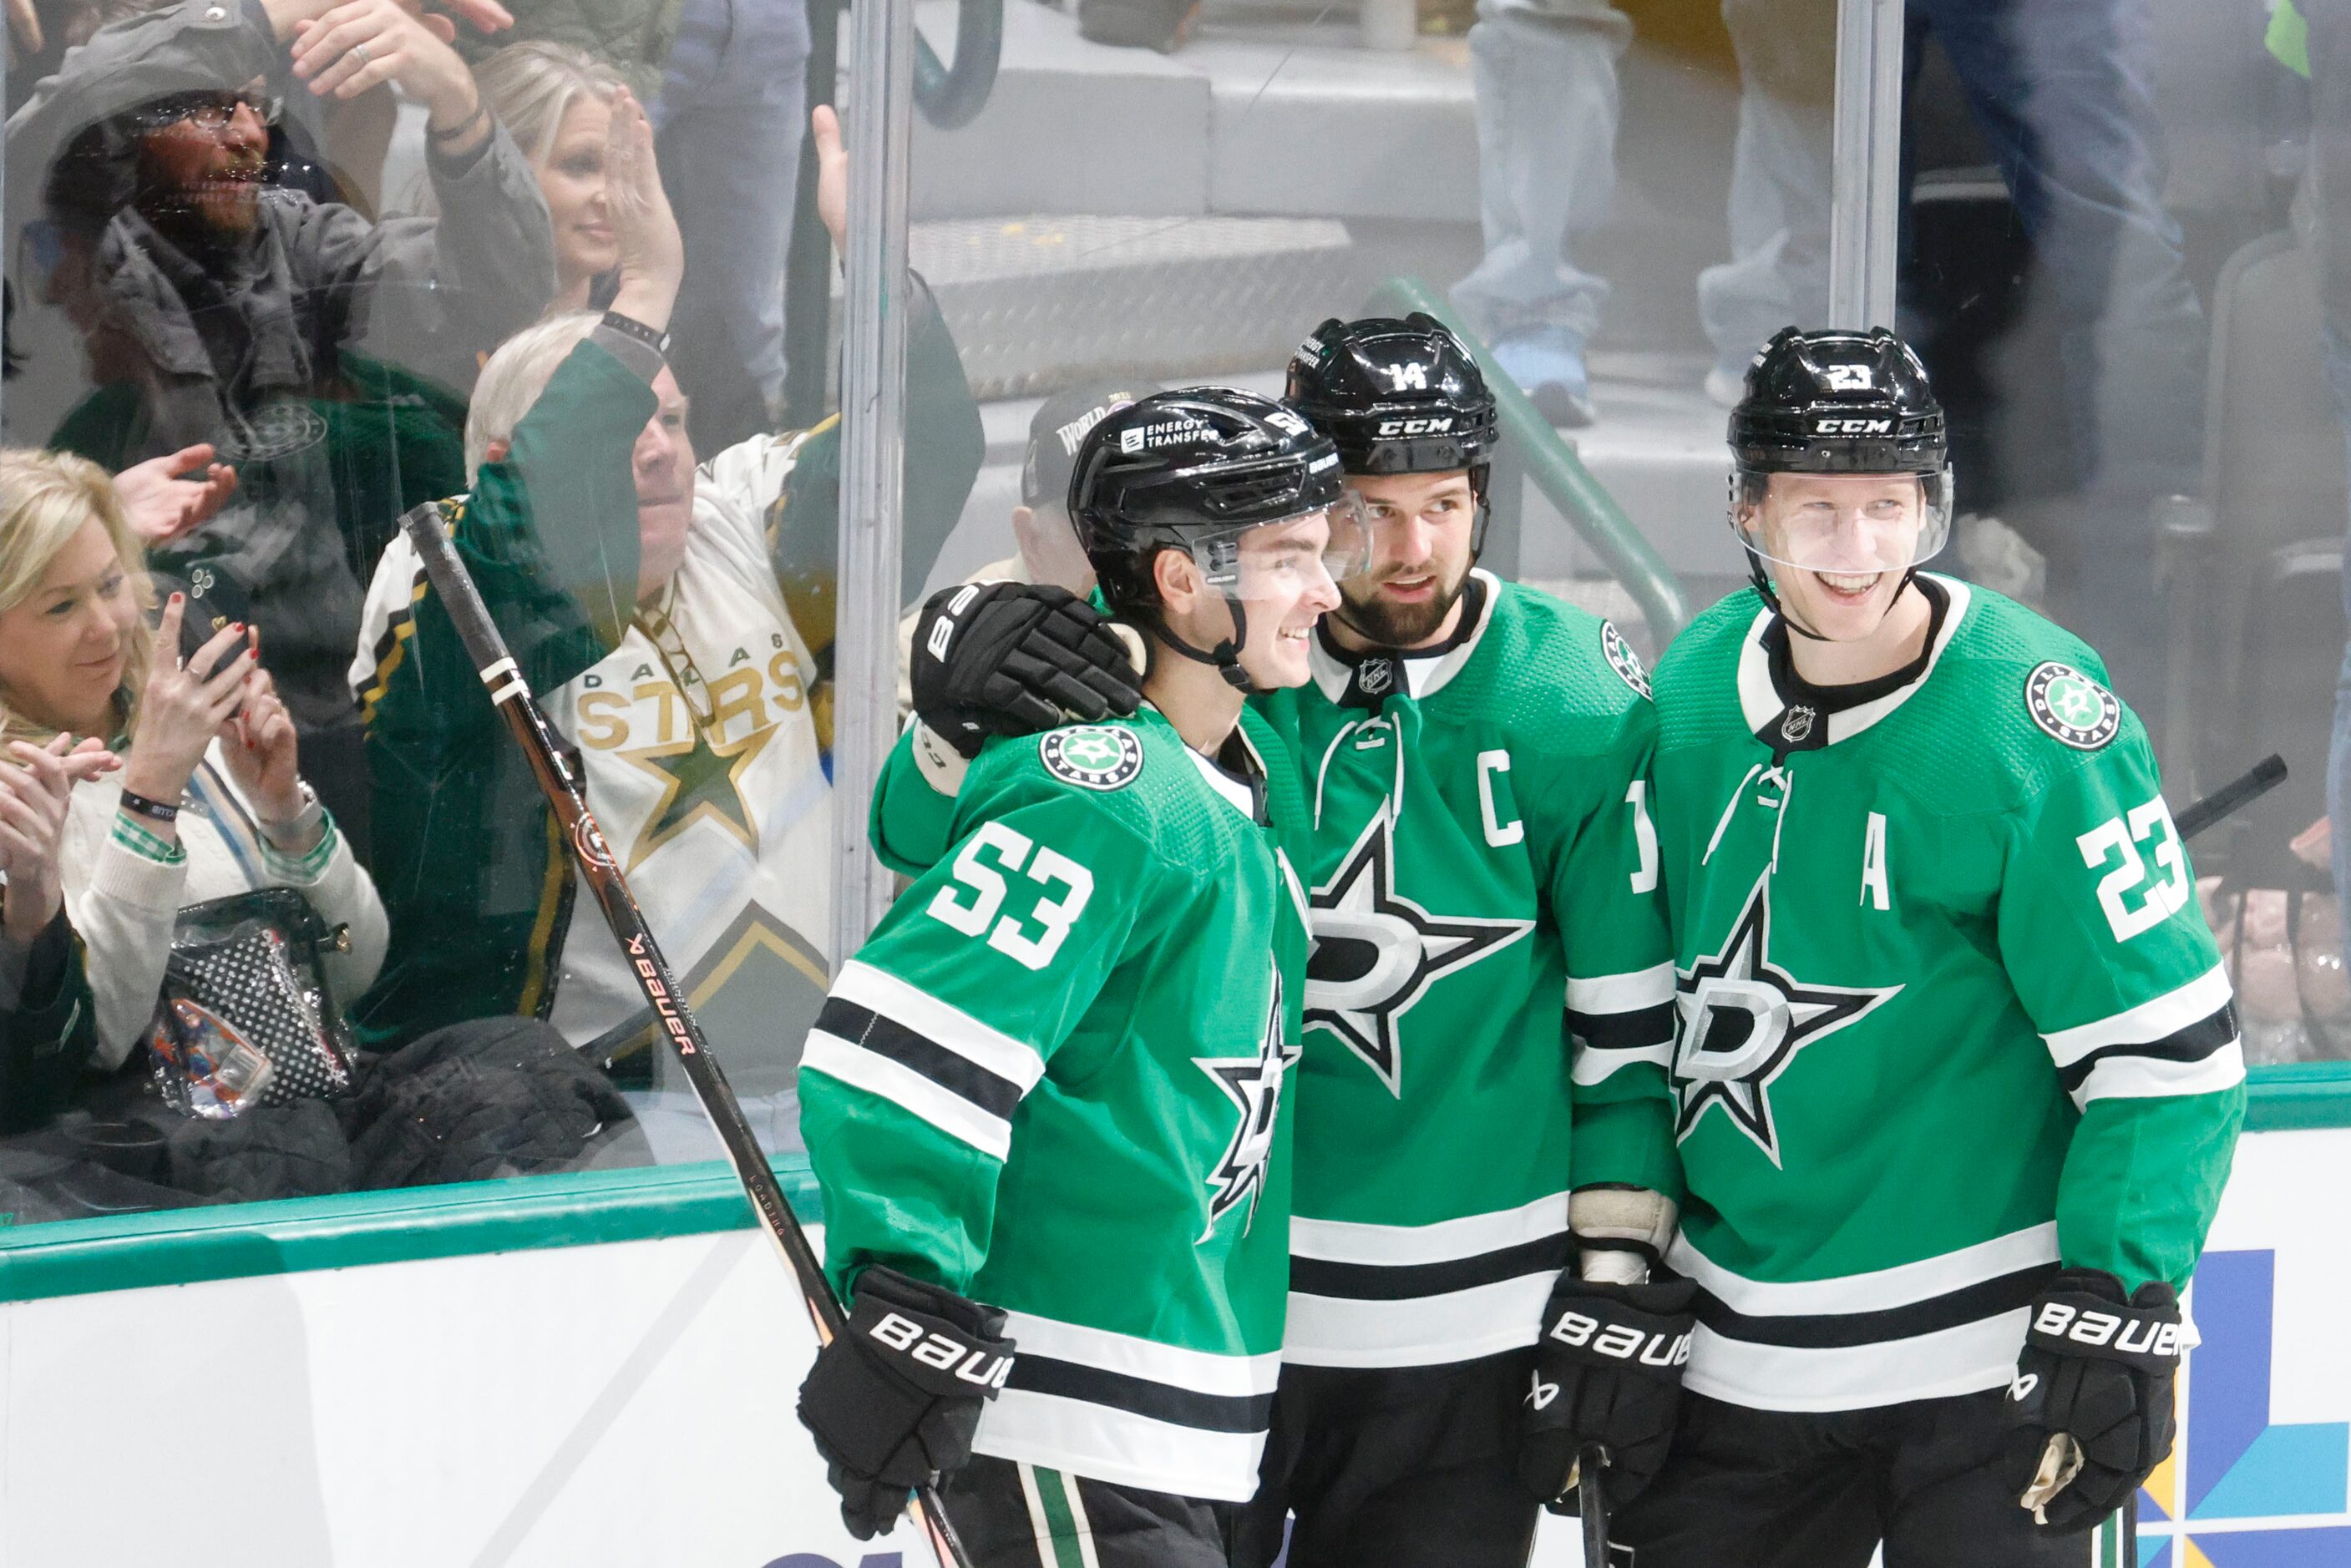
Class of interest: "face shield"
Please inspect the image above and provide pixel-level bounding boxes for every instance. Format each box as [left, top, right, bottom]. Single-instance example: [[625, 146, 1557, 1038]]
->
[[1170, 490, 1373, 612], [1730, 467, 1954, 579]]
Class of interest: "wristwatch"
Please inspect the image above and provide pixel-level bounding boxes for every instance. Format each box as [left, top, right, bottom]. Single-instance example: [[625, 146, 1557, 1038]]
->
[[261, 781, 326, 851], [600, 309, 672, 358]]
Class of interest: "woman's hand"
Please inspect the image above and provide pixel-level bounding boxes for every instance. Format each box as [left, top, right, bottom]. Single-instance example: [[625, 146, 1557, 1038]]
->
[[605, 87, 684, 333], [218, 661, 307, 832], [119, 596, 256, 812], [288, 0, 489, 154], [813, 104, 849, 259], [114, 445, 237, 549], [0, 734, 118, 943]]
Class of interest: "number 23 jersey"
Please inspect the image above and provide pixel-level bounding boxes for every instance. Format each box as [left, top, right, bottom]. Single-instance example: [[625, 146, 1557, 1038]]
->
[[1649, 577, 2244, 1414]]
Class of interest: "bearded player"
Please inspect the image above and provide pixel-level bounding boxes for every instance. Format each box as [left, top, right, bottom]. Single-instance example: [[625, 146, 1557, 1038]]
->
[[889, 318, 1695, 1568], [1608, 326, 2242, 1565]]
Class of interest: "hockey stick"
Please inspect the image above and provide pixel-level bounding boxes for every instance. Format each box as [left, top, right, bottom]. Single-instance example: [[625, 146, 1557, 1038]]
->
[[2176, 753, 2288, 842], [1575, 1443, 1609, 1566], [397, 508, 975, 1568]]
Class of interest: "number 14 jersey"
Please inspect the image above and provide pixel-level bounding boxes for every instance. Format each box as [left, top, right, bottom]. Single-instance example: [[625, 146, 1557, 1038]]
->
[[1649, 577, 2245, 1415]]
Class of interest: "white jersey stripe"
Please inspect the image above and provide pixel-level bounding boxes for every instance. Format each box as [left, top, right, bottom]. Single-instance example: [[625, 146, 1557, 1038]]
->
[[1670, 1222, 2059, 1318], [1284, 1272, 1555, 1368], [798, 1032, 1011, 1161], [999, 1310, 1283, 1398], [1685, 1309, 2029, 1413], [2071, 1039, 2246, 1110], [1566, 962, 1678, 1015], [1290, 1191, 1570, 1266], [974, 1389, 1268, 1501], [831, 959, 1046, 1091], [1572, 1040, 1675, 1086], [2040, 963, 2235, 1065]]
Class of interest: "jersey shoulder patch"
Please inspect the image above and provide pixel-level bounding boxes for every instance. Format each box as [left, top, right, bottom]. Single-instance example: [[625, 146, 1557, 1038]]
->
[[2023, 660, 2120, 751], [1601, 619, 1651, 699], [1039, 726, 1146, 791]]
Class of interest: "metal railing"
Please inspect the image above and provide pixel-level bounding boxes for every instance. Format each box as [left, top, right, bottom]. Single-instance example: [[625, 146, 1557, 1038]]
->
[[1363, 276, 1694, 644]]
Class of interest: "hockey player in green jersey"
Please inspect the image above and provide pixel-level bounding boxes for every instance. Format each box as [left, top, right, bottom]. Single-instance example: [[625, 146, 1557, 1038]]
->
[[794, 387, 1365, 1566], [1610, 327, 2245, 1566], [894, 317, 1698, 1568]]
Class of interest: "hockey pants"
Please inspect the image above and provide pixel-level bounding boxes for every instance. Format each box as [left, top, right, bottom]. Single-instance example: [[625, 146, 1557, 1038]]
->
[[1611, 1388, 2119, 1567], [937, 1454, 1239, 1568]]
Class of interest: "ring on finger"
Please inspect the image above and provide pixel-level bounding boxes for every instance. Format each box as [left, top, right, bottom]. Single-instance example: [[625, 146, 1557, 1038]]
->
[[352, 40, 372, 64]]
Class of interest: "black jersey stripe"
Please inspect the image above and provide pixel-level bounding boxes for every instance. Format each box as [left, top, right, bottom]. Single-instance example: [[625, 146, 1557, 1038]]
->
[[1685, 1262, 2058, 1349], [2055, 1002, 2239, 1096], [813, 998, 1026, 1120], [1288, 1233, 1571, 1302], [1005, 1354, 1275, 1434], [1567, 1001, 1678, 1052]]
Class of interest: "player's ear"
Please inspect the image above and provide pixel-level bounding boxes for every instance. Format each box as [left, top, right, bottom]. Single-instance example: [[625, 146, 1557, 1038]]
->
[[1151, 544, 1201, 612]]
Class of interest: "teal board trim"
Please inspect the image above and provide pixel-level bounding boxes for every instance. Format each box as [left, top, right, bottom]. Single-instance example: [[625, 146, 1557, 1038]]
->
[[0, 1060, 2345, 1306], [0, 1156, 819, 1305]]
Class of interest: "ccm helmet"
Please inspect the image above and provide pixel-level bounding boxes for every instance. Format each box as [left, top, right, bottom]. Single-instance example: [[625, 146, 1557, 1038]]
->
[[1072, 387, 1364, 690], [1727, 326, 1953, 624]]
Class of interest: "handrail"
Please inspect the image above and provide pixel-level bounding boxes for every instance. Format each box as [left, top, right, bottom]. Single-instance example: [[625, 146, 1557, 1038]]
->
[[1363, 276, 1694, 644], [915, 0, 1005, 131]]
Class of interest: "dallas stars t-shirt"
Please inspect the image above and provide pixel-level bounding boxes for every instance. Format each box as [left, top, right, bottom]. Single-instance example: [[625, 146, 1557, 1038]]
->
[[1650, 577, 2244, 1414], [801, 704, 1312, 1500]]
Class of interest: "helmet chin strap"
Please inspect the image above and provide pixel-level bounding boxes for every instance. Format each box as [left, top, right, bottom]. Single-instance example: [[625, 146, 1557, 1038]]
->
[[1149, 593, 1258, 692], [1746, 545, 1918, 645]]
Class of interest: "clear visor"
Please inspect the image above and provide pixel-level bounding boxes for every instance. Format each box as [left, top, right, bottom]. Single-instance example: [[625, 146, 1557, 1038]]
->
[[1730, 468, 1953, 576], [1186, 491, 1374, 605]]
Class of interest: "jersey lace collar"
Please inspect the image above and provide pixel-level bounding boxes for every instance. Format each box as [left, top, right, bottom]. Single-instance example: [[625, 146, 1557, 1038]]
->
[[1736, 574, 1972, 753], [1308, 569, 1500, 710], [1143, 701, 1273, 826]]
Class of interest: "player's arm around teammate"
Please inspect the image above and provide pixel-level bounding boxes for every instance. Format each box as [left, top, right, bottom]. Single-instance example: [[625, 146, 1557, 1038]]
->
[[795, 389, 1362, 1567]]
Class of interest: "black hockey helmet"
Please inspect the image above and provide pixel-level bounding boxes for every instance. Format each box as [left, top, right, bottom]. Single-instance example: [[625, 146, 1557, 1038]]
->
[[1726, 326, 1954, 631], [1072, 387, 1366, 689], [1285, 315, 1500, 478]]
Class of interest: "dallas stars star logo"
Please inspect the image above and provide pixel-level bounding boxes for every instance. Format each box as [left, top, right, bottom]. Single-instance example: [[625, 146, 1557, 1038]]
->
[[1305, 810, 1533, 1096], [1675, 873, 1900, 1166], [1197, 968, 1299, 1237], [615, 716, 775, 873]]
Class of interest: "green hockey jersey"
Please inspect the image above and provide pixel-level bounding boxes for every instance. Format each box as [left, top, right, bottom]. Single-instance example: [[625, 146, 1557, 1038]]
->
[[1256, 572, 1679, 1368], [870, 571, 1682, 1372], [802, 703, 1312, 1500], [1649, 576, 2244, 1414]]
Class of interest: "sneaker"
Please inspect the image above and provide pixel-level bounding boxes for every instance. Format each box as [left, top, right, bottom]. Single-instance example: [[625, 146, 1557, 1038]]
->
[[1704, 362, 1746, 409], [1490, 326, 1596, 427]]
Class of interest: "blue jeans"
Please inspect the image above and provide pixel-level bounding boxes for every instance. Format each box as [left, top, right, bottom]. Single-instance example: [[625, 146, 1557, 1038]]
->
[[2323, 326, 2351, 938]]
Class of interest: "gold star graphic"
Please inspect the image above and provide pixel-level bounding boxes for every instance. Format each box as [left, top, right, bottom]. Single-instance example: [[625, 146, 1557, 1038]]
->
[[613, 718, 776, 873]]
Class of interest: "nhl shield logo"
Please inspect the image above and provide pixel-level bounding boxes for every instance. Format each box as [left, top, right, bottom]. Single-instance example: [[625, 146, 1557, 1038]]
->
[[1781, 706, 1816, 744], [1041, 726, 1144, 791], [1602, 620, 1651, 699], [2025, 661, 2120, 751], [1357, 658, 1395, 697]]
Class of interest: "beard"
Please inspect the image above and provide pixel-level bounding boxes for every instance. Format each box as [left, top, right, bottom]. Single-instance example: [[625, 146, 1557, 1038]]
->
[[1335, 565, 1471, 649]]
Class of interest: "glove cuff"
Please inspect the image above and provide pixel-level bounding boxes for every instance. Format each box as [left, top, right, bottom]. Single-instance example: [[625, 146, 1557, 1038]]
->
[[2024, 1269, 2183, 1374], [844, 1267, 1016, 1399]]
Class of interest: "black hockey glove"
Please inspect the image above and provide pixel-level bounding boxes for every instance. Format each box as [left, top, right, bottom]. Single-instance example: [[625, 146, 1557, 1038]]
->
[[911, 581, 1141, 760], [1999, 1268, 2184, 1535], [1519, 1275, 1698, 1514], [797, 1266, 1016, 1539]]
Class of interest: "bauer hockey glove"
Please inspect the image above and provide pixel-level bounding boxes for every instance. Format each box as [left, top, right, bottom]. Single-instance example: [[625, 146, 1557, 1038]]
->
[[1520, 1275, 1698, 1514], [2000, 1268, 2185, 1535], [910, 581, 1141, 759], [797, 1266, 1017, 1539]]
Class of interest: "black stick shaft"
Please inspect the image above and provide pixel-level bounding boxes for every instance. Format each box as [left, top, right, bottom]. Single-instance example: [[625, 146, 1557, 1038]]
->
[[1578, 1444, 1609, 1565], [398, 508, 973, 1568], [2176, 754, 2288, 842]]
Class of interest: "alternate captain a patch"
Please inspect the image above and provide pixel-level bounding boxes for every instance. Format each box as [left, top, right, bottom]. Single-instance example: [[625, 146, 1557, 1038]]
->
[[2024, 661, 2120, 751], [1041, 726, 1144, 791]]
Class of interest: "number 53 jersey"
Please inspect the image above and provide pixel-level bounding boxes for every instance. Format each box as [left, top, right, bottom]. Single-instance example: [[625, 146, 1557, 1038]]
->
[[799, 704, 1312, 1501], [1649, 577, 2245, 1415]]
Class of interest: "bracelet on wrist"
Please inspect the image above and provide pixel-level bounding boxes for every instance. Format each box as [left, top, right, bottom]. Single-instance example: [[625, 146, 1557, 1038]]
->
[[118, 789, 179, 825], [600, 309, 673, 358], [428, 99, 489, 144]]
